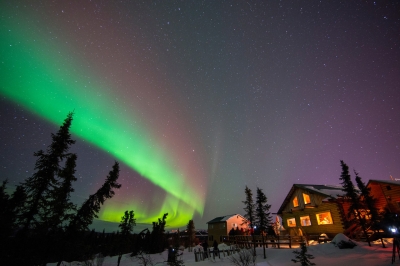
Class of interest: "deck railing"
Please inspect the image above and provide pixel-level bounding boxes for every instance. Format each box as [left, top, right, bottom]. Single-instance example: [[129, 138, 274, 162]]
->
[[221, 235, 307, 249]]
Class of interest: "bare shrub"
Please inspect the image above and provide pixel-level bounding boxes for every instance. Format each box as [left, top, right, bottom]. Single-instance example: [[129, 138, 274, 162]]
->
[[227, 249, 256, 266], [132, 250, 154, 266]]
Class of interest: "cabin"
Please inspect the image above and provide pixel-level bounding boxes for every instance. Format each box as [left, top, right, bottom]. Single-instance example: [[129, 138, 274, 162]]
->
[[207, 214, 249, 246], [367, 180, 400, 214], [277, 184, 350, 238]]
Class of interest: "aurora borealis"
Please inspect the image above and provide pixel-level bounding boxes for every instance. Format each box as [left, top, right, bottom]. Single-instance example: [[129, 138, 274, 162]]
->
[[1, 1, 399, 231]]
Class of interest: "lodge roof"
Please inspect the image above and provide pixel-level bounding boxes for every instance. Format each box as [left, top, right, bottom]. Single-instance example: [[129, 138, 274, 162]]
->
[[368, 179, 400, 186], [206, 214, 246, 224], [277, 184, 346, 215]]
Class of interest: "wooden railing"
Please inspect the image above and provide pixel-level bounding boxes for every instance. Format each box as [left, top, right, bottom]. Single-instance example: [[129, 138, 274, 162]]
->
[[194, 236, 310, 262], [221, 235, 307, 249], [193, 247, 240, 262]]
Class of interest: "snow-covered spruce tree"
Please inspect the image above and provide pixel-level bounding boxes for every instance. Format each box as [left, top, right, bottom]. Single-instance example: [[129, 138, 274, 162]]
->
[[355, 171, 385, 247], [19, 112, 76, 232], [187, 219, 195, 251], [339, 160, 370, 246], [117, 210, 136, 266], [291, 242, 315, 266], [243, 186, 256, 255]]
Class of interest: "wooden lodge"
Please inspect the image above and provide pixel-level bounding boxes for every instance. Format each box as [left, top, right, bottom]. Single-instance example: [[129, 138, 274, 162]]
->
[[277, 184, 350, 239], [367, 179, 400, 214], [207, 214, 249, 246]]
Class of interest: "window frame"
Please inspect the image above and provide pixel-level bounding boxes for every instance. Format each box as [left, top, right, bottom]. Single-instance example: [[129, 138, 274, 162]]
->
[[287, 217, 297, 227], [293, 196, 299, 207], [316, 211, 333, 225], [300, 215, 311, 226], [303, 193, 311, 204]]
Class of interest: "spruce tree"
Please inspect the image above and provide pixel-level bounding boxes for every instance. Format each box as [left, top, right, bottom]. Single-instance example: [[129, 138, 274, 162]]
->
[[243, 186, 255, 230], [186, 220, 195, 251], [68, 161, 121, 232], [355, 171, 384, 247], [19, 112, 75, 232], [339, 160, 370, 246], [119, 210, 136, 235], [0, 180, 11, 238], [255, 187, 271, 259], [150, 213, 168, 253], [57, 162, 121, 266], [291, 242, 315, 266], [42, 153, 77, 231], [255, 187, 272, 234], [117, 210, 136, 266], [0, 182, 26, 238], [243, 186, 256, 255]]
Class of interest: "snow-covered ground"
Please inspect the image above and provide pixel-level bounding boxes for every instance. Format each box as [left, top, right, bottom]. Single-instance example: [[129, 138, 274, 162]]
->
[[49, 234, 400, 266]]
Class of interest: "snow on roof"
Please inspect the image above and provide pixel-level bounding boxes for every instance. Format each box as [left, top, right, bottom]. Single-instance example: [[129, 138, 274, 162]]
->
[[207, 214, 245, 224], [277, 184, 348, 214], [302, 185, 346, 198]]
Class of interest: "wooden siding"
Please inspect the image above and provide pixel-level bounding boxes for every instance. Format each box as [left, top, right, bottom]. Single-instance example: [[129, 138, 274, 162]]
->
[[281, 201, 345, 236], [282, 188, 327, 212], [368, 181, 400, 214]]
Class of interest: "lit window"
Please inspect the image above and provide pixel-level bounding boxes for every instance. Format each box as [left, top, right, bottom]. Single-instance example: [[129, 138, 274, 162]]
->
[[354, 209, 371, 220], [300, 216, 311, 226], [316, 212, 333, 225], [287, 218, 296, 227], [232, 223, 238, 228], [303, 193, 311, 204], [293, 196, 299, 207]]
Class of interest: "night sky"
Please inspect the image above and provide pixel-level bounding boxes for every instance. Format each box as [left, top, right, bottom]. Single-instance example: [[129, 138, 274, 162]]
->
[[1, 1, 399, 232]]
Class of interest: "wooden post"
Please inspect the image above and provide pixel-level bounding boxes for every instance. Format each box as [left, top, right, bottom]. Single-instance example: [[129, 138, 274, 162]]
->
[[277, 235, 280, 249], [289, 236, 292, 249]]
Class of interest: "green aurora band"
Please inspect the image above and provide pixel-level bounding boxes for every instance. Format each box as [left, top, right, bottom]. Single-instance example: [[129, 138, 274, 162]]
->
[[0, 10, 205, 227]]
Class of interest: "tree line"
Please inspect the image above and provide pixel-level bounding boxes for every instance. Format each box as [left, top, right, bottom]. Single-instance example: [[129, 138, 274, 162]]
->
[[0, 112, 183, 265]]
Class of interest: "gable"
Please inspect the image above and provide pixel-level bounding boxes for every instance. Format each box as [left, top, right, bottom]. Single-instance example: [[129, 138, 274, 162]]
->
[[278, 184, 344, 214]]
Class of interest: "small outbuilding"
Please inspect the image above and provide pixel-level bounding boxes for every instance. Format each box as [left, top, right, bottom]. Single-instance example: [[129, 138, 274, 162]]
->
[[207, 214, 249, 246]]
